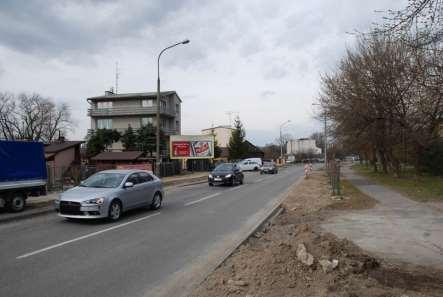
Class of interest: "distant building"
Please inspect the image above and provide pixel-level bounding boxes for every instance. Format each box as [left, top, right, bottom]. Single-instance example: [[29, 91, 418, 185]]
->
[[287, 138, 321, 155], [201, 125, 264, 159], [201, 125, 233, 147], [87, 90, 182, 151]]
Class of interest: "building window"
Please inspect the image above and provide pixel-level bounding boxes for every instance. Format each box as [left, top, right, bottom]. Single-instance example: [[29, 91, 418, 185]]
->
[[141, 117, 154, 126], [175, 103, 179, 114], [176, 120, 179, 130], [97, 119, 112, 129], [97, 101, 112, 109], [161, 100, 167, 110], [142, 99, 153, 107], [161, 118, 167, 128]]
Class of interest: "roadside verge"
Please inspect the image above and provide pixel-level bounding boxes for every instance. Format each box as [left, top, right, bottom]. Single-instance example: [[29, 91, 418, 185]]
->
[[190, 171, 443, 297]]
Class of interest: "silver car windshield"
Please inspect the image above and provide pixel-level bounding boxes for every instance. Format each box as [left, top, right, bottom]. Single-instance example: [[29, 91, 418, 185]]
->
[[80, 173, 126, 188]]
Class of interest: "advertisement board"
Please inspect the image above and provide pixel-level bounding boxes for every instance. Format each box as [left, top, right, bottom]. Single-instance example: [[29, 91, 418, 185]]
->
[[170, 135, 214, 159]]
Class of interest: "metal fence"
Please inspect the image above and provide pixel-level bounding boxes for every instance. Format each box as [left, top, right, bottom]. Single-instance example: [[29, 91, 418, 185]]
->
[[327, 160, 341, 196], [186, 159, 213, 172]]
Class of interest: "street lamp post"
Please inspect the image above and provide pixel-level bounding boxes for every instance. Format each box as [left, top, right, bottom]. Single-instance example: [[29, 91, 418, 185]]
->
[[156, 39, 190, 176], [279, 120, 291, 161], [312, 103, 327, 169]]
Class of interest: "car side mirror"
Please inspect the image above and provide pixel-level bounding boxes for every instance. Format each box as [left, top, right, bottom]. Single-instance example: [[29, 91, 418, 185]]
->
[[124, 182, 134, 188]]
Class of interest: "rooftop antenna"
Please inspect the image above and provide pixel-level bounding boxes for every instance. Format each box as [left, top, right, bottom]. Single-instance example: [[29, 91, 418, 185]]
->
[[225, 111, 239, 127], [115, 61, 120, 94]]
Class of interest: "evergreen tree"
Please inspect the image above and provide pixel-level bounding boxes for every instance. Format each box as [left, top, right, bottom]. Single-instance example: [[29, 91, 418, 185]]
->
[[228, 117, 247, 160], [121, 125, 137, 151], [86, 129, 121, 158], [137, 124, 167, 156], [210, 129, 222, 158]]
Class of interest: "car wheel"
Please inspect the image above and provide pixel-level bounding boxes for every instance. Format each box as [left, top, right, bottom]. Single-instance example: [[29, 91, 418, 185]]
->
[[209, 183, 214, 187], [108, 200, 122, 221], [8, 193, 26, 212], [254, 167, 258, 171], [151, 192, 162, 210], [239, 177, 244, 185]]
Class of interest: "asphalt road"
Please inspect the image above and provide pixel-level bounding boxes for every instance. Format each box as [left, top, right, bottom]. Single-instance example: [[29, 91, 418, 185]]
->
[[0, 165, 304, 297]]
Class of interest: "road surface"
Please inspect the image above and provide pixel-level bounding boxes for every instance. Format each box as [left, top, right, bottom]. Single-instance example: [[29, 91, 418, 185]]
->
[[0, 165, 304, 297]]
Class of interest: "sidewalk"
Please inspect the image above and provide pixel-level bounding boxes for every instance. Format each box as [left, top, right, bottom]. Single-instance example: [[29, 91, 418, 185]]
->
[[0, 171, 208, 223], [322, 165, 443, 269]]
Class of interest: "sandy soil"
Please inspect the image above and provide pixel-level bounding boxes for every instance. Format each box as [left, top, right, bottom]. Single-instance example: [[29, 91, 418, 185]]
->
[[190, 171, 443, 297]]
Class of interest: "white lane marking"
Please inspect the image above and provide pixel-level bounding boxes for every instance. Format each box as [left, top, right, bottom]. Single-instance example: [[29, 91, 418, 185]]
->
[[226, 185, 243, 192], [16, 212, 161, 260], [184, 192, 221, 206]]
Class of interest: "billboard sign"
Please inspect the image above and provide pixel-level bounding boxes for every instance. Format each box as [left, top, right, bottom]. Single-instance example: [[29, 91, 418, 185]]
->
[[170, 135, 214, 159]]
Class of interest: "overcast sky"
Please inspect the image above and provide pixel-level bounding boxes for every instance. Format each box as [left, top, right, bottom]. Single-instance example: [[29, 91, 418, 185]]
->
[[0, 0, 407, 146]]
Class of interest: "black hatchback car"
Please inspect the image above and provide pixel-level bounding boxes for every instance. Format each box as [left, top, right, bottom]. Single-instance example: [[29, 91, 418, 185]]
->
[[208, 163, 244, 186]]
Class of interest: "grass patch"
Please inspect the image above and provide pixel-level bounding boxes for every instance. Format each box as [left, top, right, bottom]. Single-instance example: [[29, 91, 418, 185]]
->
[[327, 179, 377, 210], [352, 164, 443, 202]]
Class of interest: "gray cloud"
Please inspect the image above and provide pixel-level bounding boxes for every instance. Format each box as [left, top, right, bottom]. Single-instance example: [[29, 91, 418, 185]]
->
[[0, 0, 408, 144], [0, 0, 187, 60], [260, 90, 276, 99]]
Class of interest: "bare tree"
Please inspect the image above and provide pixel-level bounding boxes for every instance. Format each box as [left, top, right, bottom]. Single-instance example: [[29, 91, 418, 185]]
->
[[0, 92, 73, 142], [375, 0, 443, 47]]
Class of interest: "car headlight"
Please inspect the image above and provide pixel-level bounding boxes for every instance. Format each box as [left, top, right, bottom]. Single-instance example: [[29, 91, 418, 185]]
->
[[209, 174, 213, 178], [225, 174, 232, 178], [84, 197, 105, 205]]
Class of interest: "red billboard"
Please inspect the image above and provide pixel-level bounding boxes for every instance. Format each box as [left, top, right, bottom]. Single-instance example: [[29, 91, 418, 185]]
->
[[170, 135, 214, 159]]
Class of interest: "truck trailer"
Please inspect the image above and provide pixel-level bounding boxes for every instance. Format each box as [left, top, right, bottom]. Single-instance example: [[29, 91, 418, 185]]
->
[[0, 140, 47, 212]]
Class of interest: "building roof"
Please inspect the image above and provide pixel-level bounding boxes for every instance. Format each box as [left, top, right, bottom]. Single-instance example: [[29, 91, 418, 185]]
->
[[45, 141, 84, 154], [87, 91, 181, 102], [202, 125, 233, 132], [91, 151, 144, 161]]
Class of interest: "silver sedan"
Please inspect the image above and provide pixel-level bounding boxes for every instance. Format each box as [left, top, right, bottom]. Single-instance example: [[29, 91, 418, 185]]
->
[[55, 169, 163, 221]]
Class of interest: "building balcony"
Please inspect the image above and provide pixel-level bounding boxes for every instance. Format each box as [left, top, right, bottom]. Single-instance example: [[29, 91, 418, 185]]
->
[[88, 127, 179, 136], [88, 106, 177, 118]]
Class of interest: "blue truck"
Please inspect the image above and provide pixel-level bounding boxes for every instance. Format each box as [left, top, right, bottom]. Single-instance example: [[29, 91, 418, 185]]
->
[[0, 140, 47, 212]]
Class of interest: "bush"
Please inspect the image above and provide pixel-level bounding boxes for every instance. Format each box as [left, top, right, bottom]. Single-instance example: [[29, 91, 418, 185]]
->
[[420, 140, 443, 176]]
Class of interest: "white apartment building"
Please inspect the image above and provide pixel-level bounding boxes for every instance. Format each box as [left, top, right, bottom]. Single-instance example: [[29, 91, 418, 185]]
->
[[287, 138, 321, 155], [201, 125, 233, 147]]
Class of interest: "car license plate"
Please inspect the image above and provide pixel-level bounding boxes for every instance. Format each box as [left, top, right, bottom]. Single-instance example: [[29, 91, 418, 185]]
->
[[214, 178, 222, 181]]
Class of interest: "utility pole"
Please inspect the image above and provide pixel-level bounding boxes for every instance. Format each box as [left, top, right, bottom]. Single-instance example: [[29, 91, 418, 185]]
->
[[115, 62, 120, 94], [312, 103, 327, 168], [324, 113, 327, 168], [279, 120, 291, 161]]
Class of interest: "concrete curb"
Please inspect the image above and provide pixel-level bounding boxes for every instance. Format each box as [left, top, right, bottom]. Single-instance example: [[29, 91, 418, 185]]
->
[[0, 206, 54, 224], [0, 176, 208, 224], [146, 173, 305, 297]]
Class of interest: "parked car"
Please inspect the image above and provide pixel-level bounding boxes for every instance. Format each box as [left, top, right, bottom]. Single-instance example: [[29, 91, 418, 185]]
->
[[0, 140, 47, 212], [237, 158, 262, 171], [55, 170, 163, 221], [260, 161, 278, 174], [208, 163, 244, 186]]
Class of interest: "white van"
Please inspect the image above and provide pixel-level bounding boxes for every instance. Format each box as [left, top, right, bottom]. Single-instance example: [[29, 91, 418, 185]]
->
[[237, 158, 263, 171]]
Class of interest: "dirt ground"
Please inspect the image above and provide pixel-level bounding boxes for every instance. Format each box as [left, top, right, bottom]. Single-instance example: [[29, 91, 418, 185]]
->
[[190, 171, 443, 297]]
